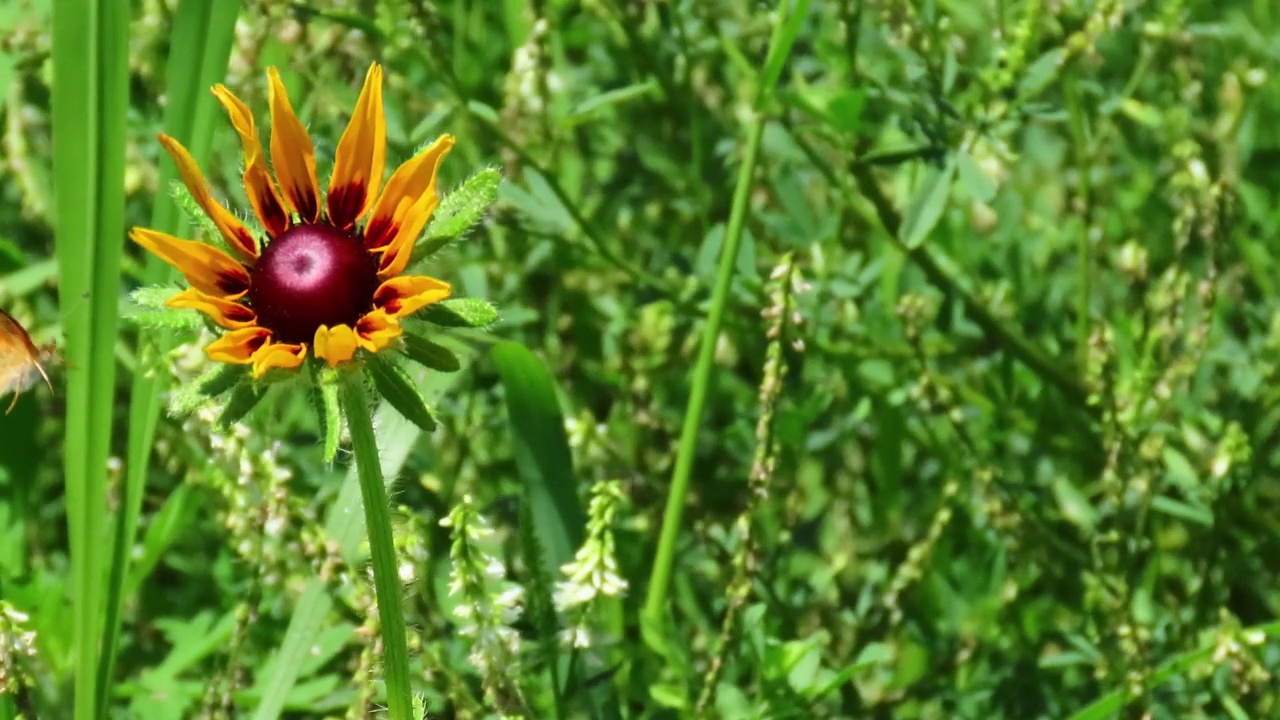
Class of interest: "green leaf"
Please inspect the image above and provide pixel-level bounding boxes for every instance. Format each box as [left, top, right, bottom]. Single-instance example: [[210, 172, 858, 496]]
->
[[400, 333, 462, 373], [956, 151, 996, 203], [249, 580, 332, 720], [417, 168, 502, 258], [129, 285, 183, 309], [565, 79, 660, 126], [367, 355, 438, 433], [899, 156, 957, 249], [217, 379, 266, 429], [420, 298, 499, 328], [120, 307, 206, 332], [168, 363, 246, 417], [757, 0, 811, 105], [308, 363, 341, 464], [491, 341, 585, 580]]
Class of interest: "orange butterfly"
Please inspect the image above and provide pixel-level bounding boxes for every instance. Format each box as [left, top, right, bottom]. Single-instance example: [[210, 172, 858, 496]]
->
[[0, 308, 54, 414]]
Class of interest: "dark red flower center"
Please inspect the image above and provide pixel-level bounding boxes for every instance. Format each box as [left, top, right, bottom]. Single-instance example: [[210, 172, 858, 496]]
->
[[249, 223, 379, 345]]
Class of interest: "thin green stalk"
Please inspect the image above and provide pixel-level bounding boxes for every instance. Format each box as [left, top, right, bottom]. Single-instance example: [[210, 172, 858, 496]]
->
[[1062, 70, 1094, 372], [340, 376, 413, 720], [642, 117, 764, 627], [642, 0, 809, 630], [99, 2, 240, 711], [52, 1, 128, 718]]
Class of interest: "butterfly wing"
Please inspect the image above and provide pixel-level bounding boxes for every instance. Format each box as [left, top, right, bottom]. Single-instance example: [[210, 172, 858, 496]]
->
[[0, 309, 52, 412]]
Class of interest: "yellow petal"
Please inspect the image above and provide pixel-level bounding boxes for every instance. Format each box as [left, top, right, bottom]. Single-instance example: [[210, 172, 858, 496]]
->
[[130, 228, 250, 298], [363, 134, 455, 251], [267, 67, 321, 224], [212, 85, 291, 238], [373, 275, 452, 318], [355, 308, 402, 352], [313, 324, 359, 367], [328, 63, 386, 231], [375, 194, 440, 279], [204, 327, 271, 364], [164, 288, 257, 329], [250, 340, 307, 378], [157, 134, 260, 261]]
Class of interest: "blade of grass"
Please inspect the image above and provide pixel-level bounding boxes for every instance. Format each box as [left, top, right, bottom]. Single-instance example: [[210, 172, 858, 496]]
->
[[248, 580, 332, 720], [341, 374, 414, 720], [51, 1, 128, 718], [491, 341, 585, 571], [492, 341, 592, 719], [642, 0, 809, 640], [100, 1, 241, 712]]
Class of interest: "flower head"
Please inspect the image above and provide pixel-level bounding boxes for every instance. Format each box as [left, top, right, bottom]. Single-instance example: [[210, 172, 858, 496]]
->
[[132, 63, 454, 378]]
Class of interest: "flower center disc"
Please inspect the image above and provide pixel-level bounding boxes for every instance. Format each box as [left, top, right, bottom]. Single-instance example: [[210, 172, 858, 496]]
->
[[249, 224, 379, 345]]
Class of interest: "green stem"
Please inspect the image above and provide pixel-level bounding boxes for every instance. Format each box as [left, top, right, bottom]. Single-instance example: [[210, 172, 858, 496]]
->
[[643, 114, 767, 623], [1062, 69, 1093, 372], [340, 376, 413, 720]]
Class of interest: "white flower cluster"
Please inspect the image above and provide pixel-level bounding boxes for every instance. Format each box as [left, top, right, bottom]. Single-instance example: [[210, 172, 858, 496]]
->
[[553, 480, 628, 648], [0, 601, 37, 694], [441, 495, 524, 687]]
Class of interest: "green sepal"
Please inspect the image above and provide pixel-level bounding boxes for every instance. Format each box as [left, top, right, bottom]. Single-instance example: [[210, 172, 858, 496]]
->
[[171, 181, 220, 243], [168, 363, 245, 417], [366, 354, 438, 433], [399, 333, 461, 373], [419, 298, 499, 329], [217, 378, 267, 429], [130, 285, 182, 309], [308, 361, 342, 464], [414, 167, 502, 261]]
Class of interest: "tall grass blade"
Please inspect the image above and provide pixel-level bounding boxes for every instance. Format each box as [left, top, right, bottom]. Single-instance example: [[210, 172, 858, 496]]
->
[[100, 2, 241, 711], [51, 0, 128, 718]]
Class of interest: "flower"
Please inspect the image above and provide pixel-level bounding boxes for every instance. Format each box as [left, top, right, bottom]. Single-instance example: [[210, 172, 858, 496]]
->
[[131, 63, 454, 378]]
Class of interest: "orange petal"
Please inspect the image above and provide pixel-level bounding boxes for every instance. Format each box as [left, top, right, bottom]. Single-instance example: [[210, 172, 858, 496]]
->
[[204, 327, 271, 364], [375, 192, 441, 278], [355, 308, 402, 352], [250, 340, 307, 379], [328, 63, 386, 231], [157, 134, 260, 261], [212, 85, 291, 238], [267, 67, 321, 224], [130, 228, 250, 298], [373, 275, 452, 318], [313, 324, 359, 367], [165, 287, 258, 329], [363, 134, 455, 251]]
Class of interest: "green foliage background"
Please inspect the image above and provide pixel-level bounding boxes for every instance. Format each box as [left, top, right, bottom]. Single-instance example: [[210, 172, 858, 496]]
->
[[1, 0, 1280, 718]]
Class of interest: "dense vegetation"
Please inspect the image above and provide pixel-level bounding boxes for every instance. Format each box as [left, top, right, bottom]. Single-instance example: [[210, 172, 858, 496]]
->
[[2, 0, 1279, 718]]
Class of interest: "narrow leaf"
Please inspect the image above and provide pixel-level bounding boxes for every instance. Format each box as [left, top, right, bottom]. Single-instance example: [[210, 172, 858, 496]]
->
[[250, 581, 333, 720], [367, 356, 438, 432], [491, 341, 584, 575], [420, 298, 499, 328], [899, 156, 957, 249], [400, 333, 461, 373], [308, 363, 341, 464], [417, 168, 502, 258], [218, 380, 266, 429]]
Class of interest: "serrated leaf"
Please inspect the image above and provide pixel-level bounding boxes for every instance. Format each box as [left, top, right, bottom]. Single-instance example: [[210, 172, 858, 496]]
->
[[308, 362, 341, 464], [218, 380, 266, 429], [121, 307, 206, 332], [130, 285, 183, 309], [171, 181, 220, 242], [416, 168, 501, 258], [400, 333, 461, 373], [168, 363, 247, 417], [420, 298, 499, 328], [367, 355, 438, 432], [899, 156, 956, 249]]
